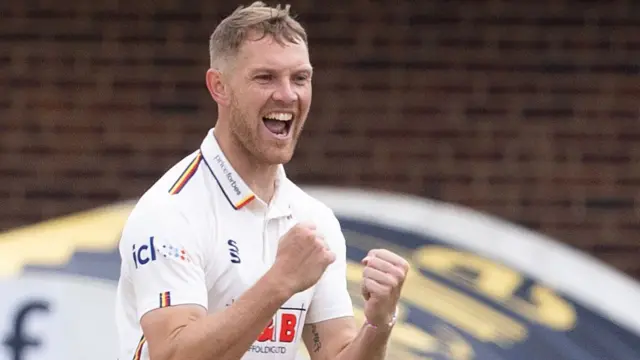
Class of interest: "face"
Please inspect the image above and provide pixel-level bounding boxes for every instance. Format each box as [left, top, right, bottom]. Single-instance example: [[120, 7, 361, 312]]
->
[[216, 33, 313, 165]]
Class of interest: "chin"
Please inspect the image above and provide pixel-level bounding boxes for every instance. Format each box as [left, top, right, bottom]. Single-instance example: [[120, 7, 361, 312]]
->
[[265, 151, 294, 165], [261, 146, 295, 165]]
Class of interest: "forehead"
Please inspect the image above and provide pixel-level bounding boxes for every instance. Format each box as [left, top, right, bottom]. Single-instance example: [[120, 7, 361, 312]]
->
[[235, 34, 311, 73]]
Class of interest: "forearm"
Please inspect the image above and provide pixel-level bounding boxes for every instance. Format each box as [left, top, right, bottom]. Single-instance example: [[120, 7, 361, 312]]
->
[[166, 273, 291, 360], [334, 323, 392, 360]]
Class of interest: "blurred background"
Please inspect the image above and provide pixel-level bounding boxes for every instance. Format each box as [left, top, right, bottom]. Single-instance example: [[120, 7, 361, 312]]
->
[[1, 0, 639, 359]]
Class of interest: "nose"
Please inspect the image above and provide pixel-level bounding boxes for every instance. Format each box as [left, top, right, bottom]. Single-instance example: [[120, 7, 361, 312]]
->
[[272, 80, 297, 104]]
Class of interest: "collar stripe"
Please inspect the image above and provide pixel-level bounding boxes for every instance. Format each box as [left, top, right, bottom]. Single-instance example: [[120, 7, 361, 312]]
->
[[201, 154, 239, 210], [199, 129, 291, 213], [235, 194, 255, 209]]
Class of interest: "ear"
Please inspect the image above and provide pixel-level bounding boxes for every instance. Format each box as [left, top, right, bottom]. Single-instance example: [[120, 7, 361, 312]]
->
[[205, 68, 230, 106]]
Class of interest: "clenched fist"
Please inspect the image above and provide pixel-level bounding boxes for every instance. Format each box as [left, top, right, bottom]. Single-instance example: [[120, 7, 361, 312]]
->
[[271, 223, 335, 295], [361, 249, 409, 328]]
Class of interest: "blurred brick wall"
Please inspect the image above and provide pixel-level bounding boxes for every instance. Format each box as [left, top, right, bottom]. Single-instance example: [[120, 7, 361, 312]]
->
[[1, 1, 639, 278]]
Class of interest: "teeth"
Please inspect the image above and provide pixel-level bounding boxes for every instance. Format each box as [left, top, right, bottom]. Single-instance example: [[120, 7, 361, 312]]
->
[[264, 112, 293, 121]]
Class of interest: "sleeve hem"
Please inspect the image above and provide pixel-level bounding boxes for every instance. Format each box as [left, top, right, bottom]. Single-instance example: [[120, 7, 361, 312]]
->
[[137, 292, 208, 321], [305, 307, 354, 325]]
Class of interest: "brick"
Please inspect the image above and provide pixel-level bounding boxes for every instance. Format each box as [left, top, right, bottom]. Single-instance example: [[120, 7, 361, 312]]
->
[[2, 0, 640, 280]]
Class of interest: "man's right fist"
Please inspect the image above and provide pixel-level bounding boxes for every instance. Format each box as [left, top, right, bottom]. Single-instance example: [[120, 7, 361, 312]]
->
[[271, 223, 335, 294]]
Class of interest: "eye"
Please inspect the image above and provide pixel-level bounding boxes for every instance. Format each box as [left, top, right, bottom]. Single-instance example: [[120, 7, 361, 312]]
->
[[294, 73, 311, 85], [254, 74, 273, 82]]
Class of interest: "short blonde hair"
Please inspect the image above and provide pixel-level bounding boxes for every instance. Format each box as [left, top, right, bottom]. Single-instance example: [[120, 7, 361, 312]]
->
[[209, 2, 308, 69]]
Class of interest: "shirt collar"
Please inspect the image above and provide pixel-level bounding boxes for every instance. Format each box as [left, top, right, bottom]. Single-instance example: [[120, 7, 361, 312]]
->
[[268, 167, 293, 219], [200, 129, 291, 216]]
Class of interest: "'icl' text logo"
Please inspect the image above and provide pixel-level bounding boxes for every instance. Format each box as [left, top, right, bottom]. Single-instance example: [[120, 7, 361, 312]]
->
[[132, 236, 157, 269]]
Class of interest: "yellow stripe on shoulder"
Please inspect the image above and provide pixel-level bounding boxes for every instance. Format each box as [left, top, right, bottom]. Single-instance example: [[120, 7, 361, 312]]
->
[[169, 152, 203, 195]]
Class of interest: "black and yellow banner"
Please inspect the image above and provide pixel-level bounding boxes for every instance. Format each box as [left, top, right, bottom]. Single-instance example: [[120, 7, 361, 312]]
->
[[1, 188, 639, 360]]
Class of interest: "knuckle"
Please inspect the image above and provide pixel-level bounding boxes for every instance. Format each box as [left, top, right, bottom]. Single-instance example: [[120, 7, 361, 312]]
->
[[302, 231, 312, 240], [290, 227, 302, 238], [393, 267, 405, 279], [385, 287, 393, 296], [326, 251, 336, 262], [402, 261, 410, 273], [367, 256, 379, 266], [385, 276, 395, 287], [388, 273, 399, 284]]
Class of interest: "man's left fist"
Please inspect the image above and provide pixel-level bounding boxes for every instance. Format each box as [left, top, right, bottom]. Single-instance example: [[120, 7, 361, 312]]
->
[[361, 249, 410, 328]]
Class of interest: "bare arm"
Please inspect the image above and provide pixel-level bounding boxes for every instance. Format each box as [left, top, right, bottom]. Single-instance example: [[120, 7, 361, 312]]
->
[[302, 248, 409, 360], [142, 271, 291, 360], [302, 317, 391, 360]]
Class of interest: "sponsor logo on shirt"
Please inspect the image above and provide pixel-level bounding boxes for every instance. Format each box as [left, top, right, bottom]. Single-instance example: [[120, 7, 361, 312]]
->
[[132, 236, 191, 269], [248, 310, 302, 355], [213, 154, 242, 196], [225, 300, 304, 355], [227, 239, 241, 264]]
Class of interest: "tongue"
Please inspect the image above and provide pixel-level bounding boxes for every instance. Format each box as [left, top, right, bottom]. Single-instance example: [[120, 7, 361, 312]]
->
[[263, 119, 287, 134]]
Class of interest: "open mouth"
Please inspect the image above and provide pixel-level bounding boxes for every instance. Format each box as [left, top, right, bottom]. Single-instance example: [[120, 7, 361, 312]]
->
[[262, 112, 293, 138]]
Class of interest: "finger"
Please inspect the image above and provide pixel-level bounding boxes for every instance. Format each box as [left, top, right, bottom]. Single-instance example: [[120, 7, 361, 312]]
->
[[365, 256, 406, 281], [363, 277, 390, 296], [297, 221, 317, 231], [361, 281, 370, 300], [291, 223, 317, 240], [324, 249, 336, 264], [363, 265, 398, 288], [315, 235, 328, 247], [368, 249, 410, 272]]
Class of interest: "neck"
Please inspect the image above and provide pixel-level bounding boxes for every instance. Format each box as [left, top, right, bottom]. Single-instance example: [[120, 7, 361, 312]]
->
[[213, 127, 279, 204]]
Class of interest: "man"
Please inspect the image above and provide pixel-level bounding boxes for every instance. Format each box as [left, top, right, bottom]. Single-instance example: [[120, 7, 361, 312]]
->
[[115, 2, 410, 360]]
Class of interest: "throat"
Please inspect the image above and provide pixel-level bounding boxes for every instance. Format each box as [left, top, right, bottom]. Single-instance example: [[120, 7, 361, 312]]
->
[[246, 171, 279, 204], [212, 128, 280, 203]]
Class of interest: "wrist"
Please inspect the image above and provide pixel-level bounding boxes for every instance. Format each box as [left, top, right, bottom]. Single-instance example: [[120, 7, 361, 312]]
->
[[365, 307, 398, 330], [262, 267, 295, 301]]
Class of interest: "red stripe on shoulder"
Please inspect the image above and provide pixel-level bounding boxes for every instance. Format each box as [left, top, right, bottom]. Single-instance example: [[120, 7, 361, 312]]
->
[[169, 152, 202, 195]]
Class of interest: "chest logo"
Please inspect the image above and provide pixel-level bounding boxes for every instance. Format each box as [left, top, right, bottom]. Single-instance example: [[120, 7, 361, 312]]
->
[[227, 239, 241, 264]]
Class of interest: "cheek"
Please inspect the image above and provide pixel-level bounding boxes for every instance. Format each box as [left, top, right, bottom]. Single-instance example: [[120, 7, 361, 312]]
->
[[234, 97, 257, 118], [299, 87, 312, 108], [246, 89, 272, 111]]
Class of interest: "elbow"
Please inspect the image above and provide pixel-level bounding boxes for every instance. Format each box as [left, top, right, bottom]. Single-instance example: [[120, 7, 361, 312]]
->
[[149, 342, 231, 360], [146, 324, 236, 360], [147, 326, 191, 360], [147, 338, 183, 360], [147, 347, 173, 360]]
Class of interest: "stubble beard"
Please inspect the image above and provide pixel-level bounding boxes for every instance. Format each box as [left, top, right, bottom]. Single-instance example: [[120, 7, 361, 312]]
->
[[228, 94, 297, 166]]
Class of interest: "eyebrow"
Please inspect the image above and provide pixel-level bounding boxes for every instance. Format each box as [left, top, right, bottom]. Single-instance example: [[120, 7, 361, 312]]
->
[[249, 65, 313, 75]]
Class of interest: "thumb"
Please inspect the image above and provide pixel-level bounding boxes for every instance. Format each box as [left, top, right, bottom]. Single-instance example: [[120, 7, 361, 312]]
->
[[325, 249, 336, 264], [361, 280, 371, 300], [297, 221, 317, 231]]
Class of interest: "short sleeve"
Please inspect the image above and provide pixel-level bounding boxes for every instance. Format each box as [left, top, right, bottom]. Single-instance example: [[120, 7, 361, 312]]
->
[[305, 212, 354, 324], [119, 199, 208, 321]]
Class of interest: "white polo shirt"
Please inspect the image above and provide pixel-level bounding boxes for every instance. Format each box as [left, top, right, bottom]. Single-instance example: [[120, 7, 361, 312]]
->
[[115, 128, 353, 360]]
